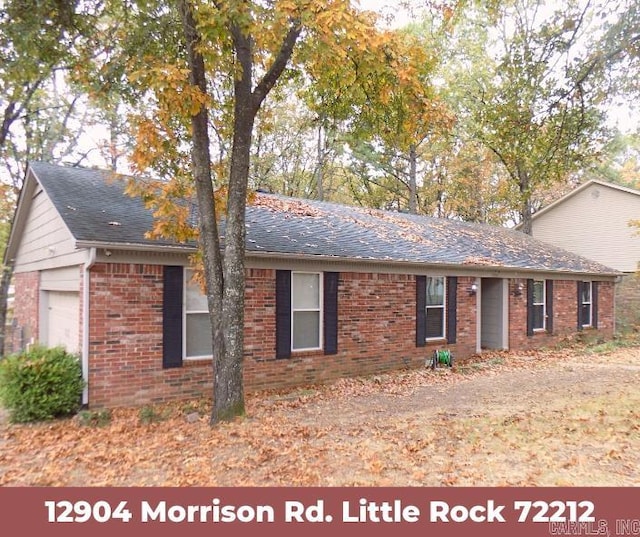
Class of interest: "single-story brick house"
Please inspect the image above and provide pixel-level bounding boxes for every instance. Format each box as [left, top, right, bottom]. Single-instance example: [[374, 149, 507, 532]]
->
[[5, 162, 619, 408]]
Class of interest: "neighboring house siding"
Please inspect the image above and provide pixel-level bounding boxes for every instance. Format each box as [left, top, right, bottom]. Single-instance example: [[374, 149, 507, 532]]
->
[[13, 185, 85, 273], [530, 183, 640, 273]]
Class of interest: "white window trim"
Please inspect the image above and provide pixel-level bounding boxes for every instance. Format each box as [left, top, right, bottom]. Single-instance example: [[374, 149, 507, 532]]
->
[[533, 280, 546, 332], [183, 268, 213, 360], [582, 281, 593, 328], [291, 271, 323, 352], [425, 276, 446, 341]]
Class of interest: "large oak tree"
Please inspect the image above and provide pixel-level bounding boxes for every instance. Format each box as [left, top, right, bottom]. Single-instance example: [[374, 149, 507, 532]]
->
[[103, 0, 431, 423]]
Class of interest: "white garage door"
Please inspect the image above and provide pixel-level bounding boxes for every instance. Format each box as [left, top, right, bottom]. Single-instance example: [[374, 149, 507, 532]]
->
[[46, 291, 80, 354]]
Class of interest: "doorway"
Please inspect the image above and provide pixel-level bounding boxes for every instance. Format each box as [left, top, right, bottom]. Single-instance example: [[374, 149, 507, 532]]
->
[[480, 278, 509, 350]]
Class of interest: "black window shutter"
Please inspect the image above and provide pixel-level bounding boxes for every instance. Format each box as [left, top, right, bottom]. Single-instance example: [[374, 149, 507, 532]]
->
[[416, 275, 426, 347], [323, 272, 339, 355], [526, 279, 534, 337], [275, 270, 292, 359], [592, 281, 599, 328], [446, 276, 458, 344], [577, 281, 584, 330], [545, 280, 554, 334], [163, 265, 184, 368]]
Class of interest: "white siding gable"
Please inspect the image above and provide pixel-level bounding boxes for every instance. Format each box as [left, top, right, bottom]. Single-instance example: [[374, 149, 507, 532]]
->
[[531, 182, 640, 273], [13, 184, 86, 273]]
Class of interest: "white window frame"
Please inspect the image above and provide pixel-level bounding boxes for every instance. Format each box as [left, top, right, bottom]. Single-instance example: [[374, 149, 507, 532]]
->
[[426, 276, 446, 341], [183, 269, 213, 360], [532, 280, 546, 332], [581, 281, 593, 328], [291, 271, 323, 352]]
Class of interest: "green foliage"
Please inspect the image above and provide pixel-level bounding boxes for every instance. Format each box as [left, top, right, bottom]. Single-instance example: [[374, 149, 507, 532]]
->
[[77, 408, 112, 427], [442, 0, 613, 229], [138, 405, 169, 424], [586, 332, 640, 354], [181, 398, 210, 416], [0, 345, 84, 423]]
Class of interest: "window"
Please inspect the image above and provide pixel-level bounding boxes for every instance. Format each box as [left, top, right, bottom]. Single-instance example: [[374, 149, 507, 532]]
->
[[276, 270, 338, 359], [581, 281, 592, 327], [426, 276, 446, 339], [184, 270, 213, 359], [532, 280, 546, 331], [291, 272, 322, 351]]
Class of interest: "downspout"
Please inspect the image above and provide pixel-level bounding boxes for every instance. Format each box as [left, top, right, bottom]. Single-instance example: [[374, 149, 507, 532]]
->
[[82, 247, 96, 406]]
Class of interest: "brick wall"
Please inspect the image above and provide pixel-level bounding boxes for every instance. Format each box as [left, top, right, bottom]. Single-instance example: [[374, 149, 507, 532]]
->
[[596, 281, 615, 336], [509, 279, 614, 351], [243, 273, 477, 393], [87, 263, 216, 407], [616, 273, 640, 332], [10, 262, 607, 407], [86, 266, 482, 407], [8, 271, 39, 354]]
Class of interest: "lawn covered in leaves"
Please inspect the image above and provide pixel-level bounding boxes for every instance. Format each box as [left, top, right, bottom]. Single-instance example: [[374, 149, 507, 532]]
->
[[1, 340, 639, 486]]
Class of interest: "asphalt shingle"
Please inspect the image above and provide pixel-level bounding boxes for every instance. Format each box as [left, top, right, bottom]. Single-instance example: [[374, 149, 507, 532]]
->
[[29, 161, 618, 276]]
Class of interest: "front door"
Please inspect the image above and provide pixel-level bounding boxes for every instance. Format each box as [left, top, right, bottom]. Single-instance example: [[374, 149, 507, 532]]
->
[[480, 278, 508, 350]]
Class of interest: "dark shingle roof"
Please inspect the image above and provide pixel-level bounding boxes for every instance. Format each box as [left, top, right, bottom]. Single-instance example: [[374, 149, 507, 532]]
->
[[29, 161, 618, 276], [28, 161, 178, 248]]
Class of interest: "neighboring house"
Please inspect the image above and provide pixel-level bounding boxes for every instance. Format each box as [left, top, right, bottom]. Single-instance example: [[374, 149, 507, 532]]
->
[[528, 179, 640, 331], [4, 162, 619, 408]]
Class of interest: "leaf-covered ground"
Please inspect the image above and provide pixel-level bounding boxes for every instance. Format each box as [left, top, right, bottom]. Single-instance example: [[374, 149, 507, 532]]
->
[[1, 342, 639, 486]]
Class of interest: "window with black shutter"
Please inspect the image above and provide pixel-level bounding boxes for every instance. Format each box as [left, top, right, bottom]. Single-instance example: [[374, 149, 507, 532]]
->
[[416, 275, 453, 344], [275, 270, 339, 358], [162, 266, 184, 368]]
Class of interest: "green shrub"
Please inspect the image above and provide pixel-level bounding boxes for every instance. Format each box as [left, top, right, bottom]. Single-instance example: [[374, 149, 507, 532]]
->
[[0, 345, 85, 423], [138, 405, 168, 424], [77, 408, 112, 427]]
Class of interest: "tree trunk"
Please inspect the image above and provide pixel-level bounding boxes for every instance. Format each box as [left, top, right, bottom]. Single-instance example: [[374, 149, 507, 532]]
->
[[436, 170, 445, 218], [180, 0, 301, 424], [315, 123, 324, 201], [213, 15, 300, 423], [0, 261, 14, 357], [0, 103, 20, 358], [518, 166, 533, 235], [408, 144, 417, 214], [177, 0, 226, 421]]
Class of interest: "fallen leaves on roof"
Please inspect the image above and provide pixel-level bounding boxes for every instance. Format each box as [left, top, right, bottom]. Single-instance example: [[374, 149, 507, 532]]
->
[[253, 193, 325, 217], [463, 255, 497, 266]]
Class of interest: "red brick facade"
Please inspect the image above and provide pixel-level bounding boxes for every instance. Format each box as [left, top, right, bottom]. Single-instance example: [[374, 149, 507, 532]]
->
[[10, 271, 39, 351], [616, 273, 640, 332], [508, 279, 615, 350], [9, 263, 615, 408], [244, 273, 478, 393]]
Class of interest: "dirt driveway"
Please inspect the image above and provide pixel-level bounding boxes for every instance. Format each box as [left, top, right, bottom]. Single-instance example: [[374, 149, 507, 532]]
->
[[1, 344, 639, 486]]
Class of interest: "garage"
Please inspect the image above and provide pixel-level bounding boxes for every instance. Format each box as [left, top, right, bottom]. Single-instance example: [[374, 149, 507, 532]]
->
[[43, 291, 80, 354]]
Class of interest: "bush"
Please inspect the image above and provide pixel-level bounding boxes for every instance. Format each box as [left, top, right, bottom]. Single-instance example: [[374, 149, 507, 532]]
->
[[77, 408, 112, 427], [138, 405, 169, 424], [0, 345, 85, 423]]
